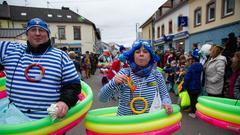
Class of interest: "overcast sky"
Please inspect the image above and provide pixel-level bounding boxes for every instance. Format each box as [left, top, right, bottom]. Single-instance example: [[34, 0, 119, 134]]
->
[[3, 0, 167, 47]]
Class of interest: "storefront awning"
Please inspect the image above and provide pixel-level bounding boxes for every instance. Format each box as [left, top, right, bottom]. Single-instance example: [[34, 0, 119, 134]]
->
[[173, 31, 189, 41]]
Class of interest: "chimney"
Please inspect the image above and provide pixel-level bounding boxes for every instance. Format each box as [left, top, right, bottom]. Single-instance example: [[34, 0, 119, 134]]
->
[[62, 6, 69, 10], [2, 1, 8, 5]]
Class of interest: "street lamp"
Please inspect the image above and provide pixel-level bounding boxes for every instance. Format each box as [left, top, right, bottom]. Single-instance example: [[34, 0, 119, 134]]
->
[[136, 23, 140, 40]]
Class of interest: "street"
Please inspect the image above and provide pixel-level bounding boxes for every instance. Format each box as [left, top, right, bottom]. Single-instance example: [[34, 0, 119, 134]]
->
[[67, 70, 237, 135]]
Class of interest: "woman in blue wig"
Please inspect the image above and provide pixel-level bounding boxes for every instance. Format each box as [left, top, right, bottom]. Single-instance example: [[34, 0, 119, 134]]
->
[[98, 40, 172, 115]]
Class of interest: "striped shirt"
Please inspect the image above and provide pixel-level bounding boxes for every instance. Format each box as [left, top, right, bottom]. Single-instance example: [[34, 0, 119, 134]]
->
[[98, 68, 171, 116], [0, 41, 80, 119]]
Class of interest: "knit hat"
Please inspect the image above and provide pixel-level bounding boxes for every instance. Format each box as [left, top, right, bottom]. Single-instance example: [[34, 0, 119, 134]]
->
[[123, 40, 160, 66], [26, 18, 50, 37], [119, 45, 126, 53]]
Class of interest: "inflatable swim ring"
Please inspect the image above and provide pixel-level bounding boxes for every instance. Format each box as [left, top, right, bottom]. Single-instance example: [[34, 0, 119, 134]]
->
[[0, 81, 93, 135], [0, 77, 6, 99], [84, 104, 182, 135], [196, 96, 240, 133]]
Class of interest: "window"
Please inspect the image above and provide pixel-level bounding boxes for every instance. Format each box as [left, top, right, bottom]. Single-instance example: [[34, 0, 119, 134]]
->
[[48, 14, 53, 17], [148, 29, 151, 39], [21, 12, 27, 16], [67, 15, 72, 19], [161, 24, 165, 36], [194, 8, 201, 27], [57, 15, 62, 18], [207, 1, 216, 23], [157, 26, 160, 38], [222, 0, 235, 17], [168, 20, 173, 34], [73, 26, 81, 40], [58, 26, 66, 40], [22, 24, 27, 28]]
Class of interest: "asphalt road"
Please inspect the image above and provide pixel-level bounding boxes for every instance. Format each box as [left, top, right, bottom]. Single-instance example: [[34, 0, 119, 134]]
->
[[67, 70, 238, 135]]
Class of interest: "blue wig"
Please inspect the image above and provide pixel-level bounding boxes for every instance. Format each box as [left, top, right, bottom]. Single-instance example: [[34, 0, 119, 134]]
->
[[123, 40, 160, 67]]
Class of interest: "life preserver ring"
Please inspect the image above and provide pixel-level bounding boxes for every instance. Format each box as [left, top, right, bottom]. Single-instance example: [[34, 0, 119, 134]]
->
[[24, 63, 45, 82]]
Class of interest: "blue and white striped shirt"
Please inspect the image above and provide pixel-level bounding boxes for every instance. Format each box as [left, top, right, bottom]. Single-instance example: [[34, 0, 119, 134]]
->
[[0, 41, 80, 119], [98, 68, 171, 116]]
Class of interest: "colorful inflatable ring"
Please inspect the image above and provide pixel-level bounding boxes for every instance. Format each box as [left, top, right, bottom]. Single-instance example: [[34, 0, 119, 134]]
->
[[196, 96, 240, 124], [0, 90, 6, 99], [0, 81, 93, 135], [196, 111, 240, 133], [86, 122, 181, 135], [84, 104, 182, 134], [0, 77, 6, 88], [196, 96, 240, 133], [196, 103, 240, 124], [24, 63, 45, 82], [98, 62, 109, 69], [198, 96, 240, 115], [0, 77, 6, 99], [130, 97, 148, 114]]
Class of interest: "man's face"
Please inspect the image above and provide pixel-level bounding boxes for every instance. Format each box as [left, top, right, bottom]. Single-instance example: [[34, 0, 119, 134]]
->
[[27, 27, 49, 48]]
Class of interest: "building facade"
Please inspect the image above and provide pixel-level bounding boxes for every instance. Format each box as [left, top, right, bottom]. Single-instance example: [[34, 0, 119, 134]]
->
[[0, 1, 101, 54], [153, 0, 189, 51], [140, 0, 240, 53], [188, 0, 240, 50]]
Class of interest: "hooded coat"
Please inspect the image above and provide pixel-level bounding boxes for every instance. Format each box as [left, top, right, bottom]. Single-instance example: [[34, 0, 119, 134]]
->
[[205, 55, 227, 95], [182, 62, 203, 92]]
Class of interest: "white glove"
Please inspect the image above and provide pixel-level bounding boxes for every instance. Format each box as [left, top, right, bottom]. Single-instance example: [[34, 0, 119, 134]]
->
[[47, 104, 58, 121]]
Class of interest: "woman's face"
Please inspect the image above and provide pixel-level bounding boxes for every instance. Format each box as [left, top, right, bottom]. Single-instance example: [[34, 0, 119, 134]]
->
[[134, 46, 151, 67], [231, 54, 240, 71]]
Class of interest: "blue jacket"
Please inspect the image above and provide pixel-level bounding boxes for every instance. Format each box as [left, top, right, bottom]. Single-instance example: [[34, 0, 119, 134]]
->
[[182, 62, 203, 92]]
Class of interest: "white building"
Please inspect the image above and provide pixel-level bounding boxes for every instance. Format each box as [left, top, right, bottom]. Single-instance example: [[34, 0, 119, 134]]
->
[[0, 1, 101, 53]]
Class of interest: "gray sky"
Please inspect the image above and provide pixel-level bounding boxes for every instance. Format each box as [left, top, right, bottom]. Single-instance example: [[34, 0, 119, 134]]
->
[[3, 0, 166, 47]]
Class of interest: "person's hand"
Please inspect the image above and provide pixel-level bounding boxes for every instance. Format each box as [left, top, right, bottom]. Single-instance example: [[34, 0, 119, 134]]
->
[[56, 101, 69, 118], [114, 74, 128, 85], [163, 104, 173, 115]]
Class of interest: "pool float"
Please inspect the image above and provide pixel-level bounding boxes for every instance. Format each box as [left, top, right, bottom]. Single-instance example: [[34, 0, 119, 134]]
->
[[84, 104, 182, 135], [0, 75, 6, 99], [98, 62, 111, 69], [0, 81, 93, 135], [196, 96, 240, 133]]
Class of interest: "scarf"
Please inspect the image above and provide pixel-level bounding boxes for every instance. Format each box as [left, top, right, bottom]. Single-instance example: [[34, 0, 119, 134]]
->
[[130, 62, 154, 77], [27, 39, 52, 54]]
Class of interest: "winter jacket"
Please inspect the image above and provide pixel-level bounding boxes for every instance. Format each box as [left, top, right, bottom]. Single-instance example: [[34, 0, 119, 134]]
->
[[205, 55, 227, 95], [182, 62, 203, 92]]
